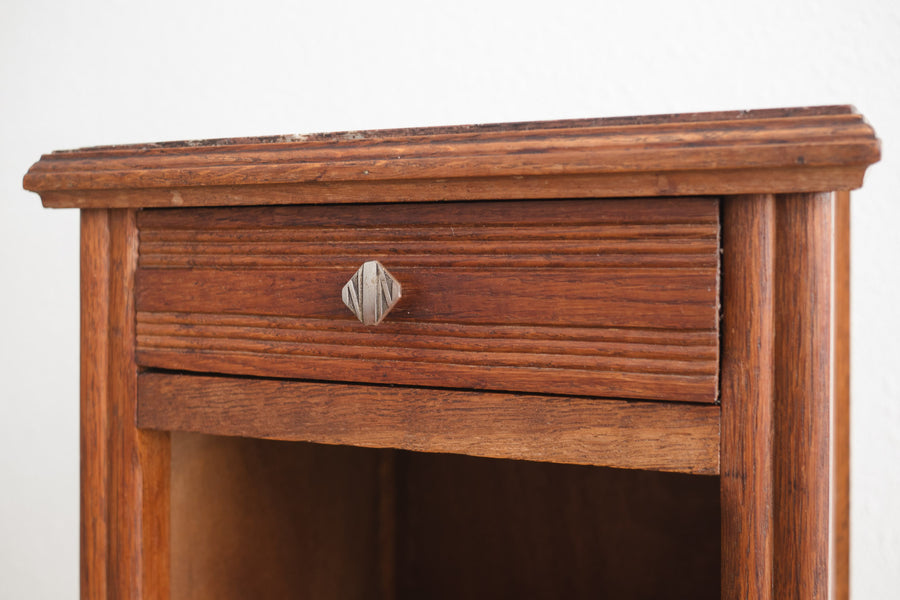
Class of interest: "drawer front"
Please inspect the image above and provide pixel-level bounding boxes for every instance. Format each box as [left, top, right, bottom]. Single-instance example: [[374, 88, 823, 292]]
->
[[135, 198, 719, 402]]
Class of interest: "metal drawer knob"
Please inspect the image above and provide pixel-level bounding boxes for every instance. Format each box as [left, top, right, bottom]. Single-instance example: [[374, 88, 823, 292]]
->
[[342, 260, 402, 325]]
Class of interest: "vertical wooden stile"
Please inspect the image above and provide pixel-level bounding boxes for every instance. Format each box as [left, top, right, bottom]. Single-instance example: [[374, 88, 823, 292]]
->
[[81, 210, 110, 600], [773, 193, 837, 600], [720, 195, 776, 600], [100, 209, 170, 599]]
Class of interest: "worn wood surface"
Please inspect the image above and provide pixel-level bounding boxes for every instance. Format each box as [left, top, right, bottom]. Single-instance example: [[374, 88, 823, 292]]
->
[[137, 372, 721, 474], [170, 434, 390, 600], [396, 451, 721, 599], [81, 210, 170, 599], [773, 193, 837, 600], [25, 106, 879, 208], [135, 198, 720, 403], [720, 195, 776, 599]]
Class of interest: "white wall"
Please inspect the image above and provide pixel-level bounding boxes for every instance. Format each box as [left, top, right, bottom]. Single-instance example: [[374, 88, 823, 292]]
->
[[2, 0, 897, 596]]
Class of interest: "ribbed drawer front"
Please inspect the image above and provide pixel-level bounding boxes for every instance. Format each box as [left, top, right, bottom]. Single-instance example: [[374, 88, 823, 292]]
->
[[135, 197, 720, 402]]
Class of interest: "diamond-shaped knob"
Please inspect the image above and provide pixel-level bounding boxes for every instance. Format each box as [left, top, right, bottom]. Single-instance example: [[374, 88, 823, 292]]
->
[[342, 261, 402, 325]]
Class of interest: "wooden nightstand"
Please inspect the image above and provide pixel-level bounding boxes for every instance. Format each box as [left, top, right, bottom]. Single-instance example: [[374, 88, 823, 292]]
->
[[25, 106, 880, 599]]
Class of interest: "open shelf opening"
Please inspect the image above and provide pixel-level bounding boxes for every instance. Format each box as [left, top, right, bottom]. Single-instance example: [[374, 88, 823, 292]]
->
[[171, 433, 720, 599]]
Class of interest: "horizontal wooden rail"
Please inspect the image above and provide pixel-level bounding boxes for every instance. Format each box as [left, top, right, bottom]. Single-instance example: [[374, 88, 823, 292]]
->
[[137, 372, 720, 475]]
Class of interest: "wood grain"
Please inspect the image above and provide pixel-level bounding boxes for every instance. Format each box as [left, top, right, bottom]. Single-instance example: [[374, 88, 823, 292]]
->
[[135, 198, 720, 403], [720, 195, 776, 599], [80, 210, 110, 600], [137, 372, 721, 474], [773, 193, 836, 600], [24, 106, 880, 208]]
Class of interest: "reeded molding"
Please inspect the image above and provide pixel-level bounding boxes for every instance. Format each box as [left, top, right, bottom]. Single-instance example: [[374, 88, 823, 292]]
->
[[24, 105, 880, 208]]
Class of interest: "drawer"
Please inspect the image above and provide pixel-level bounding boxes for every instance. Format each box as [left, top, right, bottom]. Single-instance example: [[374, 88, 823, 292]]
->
[[135, 197, 720, 403]]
